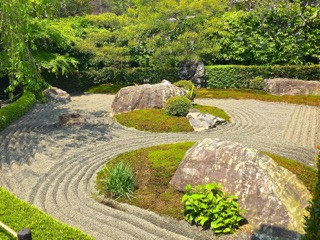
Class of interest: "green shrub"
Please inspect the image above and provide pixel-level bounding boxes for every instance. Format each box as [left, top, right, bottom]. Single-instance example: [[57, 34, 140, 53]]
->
[[248, 76, 264, 90], [303, 149, 320, 240], [206, 65, 320, 89], [0, 92, 36, 132], [182, 182, 246, 235], [165, 96, 192, 117], [100, 162, 136, 199], [174, 80, 196, 100]]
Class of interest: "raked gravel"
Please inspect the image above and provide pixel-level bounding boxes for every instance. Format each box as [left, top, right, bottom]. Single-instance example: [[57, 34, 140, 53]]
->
[[0, 94, 319, 239]]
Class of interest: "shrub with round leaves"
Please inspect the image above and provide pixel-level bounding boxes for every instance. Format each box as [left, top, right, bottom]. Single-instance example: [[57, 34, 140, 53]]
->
[[174, 80, 196, 100], [165, 96, 192, 116], [182, 182, 246, 235]]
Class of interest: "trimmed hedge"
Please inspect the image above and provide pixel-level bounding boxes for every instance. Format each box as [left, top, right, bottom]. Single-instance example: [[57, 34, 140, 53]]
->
[[0, 187, 93, 240], [206, 65, 320, 89], [45, 67, 178, 93], [0, 92, 36, 132]]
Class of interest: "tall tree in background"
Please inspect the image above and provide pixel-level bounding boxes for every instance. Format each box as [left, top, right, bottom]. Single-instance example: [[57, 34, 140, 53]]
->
[[0, 0, 60, 98]]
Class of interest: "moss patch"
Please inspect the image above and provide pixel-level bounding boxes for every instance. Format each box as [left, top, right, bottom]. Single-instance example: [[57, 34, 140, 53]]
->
[[0, 187, 93, 240], [96, 142, 195, 219], [84, 83, 130, 94], [197, 88, 320, 106], [114, 105, 230, 133]]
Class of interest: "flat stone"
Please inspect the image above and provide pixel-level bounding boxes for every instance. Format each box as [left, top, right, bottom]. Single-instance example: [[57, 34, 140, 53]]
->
[[186, 109, 226, 131]]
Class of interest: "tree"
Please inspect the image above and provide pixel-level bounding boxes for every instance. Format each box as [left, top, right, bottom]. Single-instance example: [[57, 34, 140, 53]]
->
[[0, 0, 78, 98]]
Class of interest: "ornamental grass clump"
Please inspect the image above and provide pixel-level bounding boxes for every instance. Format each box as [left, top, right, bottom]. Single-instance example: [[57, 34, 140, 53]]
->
[[165, 96, 192, 116], [174, 80, 196, 100], [102, 162, 136, 199], [182, 182, 246, 235]]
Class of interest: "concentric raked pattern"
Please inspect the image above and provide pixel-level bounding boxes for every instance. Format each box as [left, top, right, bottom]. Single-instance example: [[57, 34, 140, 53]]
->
[[0, 95, 319, 239]]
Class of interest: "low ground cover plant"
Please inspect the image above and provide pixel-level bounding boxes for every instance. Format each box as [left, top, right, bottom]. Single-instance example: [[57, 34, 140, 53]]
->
[[0, 187, 93, 240], [114, 104, 230, 132], [182, 182, 246, 235], [99, 162, 136, 199]]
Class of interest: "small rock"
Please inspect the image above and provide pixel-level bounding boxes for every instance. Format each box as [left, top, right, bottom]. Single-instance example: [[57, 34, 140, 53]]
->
[[43, 87, 71, 104], [59, 113, 85, 126]]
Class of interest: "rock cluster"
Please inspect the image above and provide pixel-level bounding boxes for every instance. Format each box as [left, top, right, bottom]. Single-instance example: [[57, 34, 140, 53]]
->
[[263, 78, 320, 96], [170, 138, 311, 239]]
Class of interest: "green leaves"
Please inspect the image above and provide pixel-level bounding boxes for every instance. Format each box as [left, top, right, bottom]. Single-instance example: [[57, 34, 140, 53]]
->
[[182, 182, 246, 235]]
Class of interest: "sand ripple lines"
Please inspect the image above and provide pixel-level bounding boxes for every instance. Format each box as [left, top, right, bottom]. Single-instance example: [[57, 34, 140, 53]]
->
[[283, 105, 320, 148]]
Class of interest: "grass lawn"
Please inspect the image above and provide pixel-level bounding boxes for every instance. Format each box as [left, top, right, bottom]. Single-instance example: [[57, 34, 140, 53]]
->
[[96, 142, 317, 221], [0, 187, 93, 240]]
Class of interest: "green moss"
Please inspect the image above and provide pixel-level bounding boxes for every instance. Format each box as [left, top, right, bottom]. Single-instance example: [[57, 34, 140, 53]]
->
[[114, 108, 194, 132], [96, 142, 195, 219], [0, 187, 93, 240], [197, 89, 320, 107]]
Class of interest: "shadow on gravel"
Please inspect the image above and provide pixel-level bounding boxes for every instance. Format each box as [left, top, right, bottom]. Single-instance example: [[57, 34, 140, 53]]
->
[[251, 224, 302, 240], [0, 104, 115, 166]]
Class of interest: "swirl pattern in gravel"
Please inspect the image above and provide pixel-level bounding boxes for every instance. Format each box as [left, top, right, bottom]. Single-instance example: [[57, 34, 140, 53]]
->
[[0, 94, 319, 239]]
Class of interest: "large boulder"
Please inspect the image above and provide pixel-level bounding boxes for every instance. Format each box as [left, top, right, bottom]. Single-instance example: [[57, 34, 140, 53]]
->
[[186, 109, 226, 131], [263, 78, 320, 96], [111, 80, 187, 115], [170, 138, 311, 239], [178, 60, 206, 88], [43, 87, 71, 104]]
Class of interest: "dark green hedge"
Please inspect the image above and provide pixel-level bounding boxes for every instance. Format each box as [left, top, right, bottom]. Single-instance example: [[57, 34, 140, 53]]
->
[[87, 67, 179, 85], [0, 92, 36, 132], [206, 65, 320, 89], [44, 67, 179, 93]]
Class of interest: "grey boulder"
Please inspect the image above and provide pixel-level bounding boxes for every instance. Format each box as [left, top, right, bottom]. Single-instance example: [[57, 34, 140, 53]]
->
[[111, 80, 187, 115], [170, 138, 311, 239], [263, 78, 320, 96], [43, 87, 71, 104]]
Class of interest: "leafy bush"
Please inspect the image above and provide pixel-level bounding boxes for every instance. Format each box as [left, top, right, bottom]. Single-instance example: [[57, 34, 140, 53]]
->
[[165, 96, 192, 117], [0, 92, 36, 132], [248, 76, 264, 90], [182, 182, 246, 235], [100, 162, 136, 199], [174, 80, 196, 100], [206, 65, 320, 89], [303, 149, 320, 239]]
